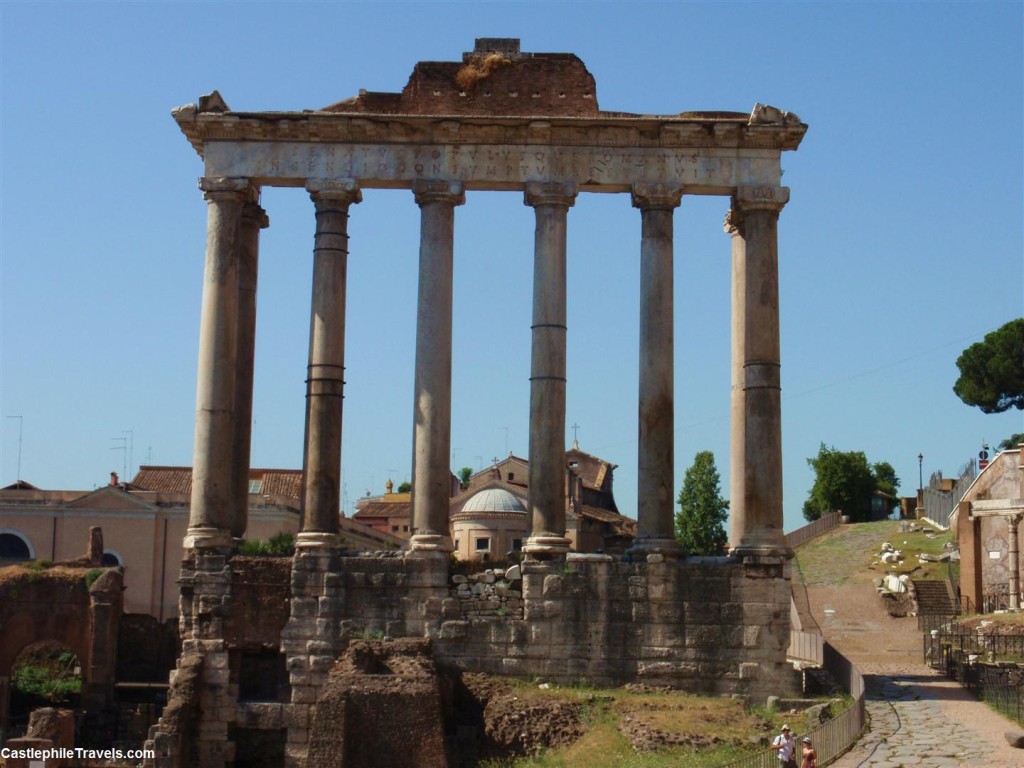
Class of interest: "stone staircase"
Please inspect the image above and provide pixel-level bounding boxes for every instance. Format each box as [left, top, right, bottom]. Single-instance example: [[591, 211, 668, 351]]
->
[[912, 579, 954, 616]]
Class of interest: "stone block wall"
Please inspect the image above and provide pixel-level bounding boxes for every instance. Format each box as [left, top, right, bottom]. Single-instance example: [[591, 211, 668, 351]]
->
[[148, 550, 795, 767], [434, 555, 794, 697]]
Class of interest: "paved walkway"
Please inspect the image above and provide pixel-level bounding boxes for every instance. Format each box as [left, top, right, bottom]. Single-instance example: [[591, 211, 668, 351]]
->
[[802, 583, 1024, 767], [830, 664, 1020, 767]]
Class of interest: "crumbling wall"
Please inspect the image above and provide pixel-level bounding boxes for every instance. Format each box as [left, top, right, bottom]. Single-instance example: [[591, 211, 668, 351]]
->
[[151, 551, 794, 768], [307, 639, 447, 768]]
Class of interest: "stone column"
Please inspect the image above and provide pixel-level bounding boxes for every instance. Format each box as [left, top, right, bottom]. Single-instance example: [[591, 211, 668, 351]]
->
[[725, 209, 746, 550], [523, 182, 576, 558], [298, 179, 361, 548], [230, 199, 269, 540], [732, 186, 790, 557], [630, 183, 683, 557], [1009, 514, 1021, 610], [186, 177, 253, 550], [408, 180, 464, 555]]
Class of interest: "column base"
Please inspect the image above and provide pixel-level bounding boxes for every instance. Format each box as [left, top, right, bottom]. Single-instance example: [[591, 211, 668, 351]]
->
[[730, 531, 792, 559], [295, 531, 339, 550], [522, 535, 571, 559], [626, 536, 682, 559], [183, 526, 233, 551], [407, 533, 454, 556]]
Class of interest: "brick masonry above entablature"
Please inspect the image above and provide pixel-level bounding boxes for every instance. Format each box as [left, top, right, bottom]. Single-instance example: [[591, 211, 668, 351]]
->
[[173, 40, 805, 194]]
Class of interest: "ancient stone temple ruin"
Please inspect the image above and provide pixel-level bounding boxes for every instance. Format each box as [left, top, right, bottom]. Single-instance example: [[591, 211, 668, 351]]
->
[[147, 39, 807, 767]]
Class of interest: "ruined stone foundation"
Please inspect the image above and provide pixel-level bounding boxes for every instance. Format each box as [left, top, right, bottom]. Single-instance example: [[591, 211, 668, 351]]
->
[[146, 551, 796, 767]]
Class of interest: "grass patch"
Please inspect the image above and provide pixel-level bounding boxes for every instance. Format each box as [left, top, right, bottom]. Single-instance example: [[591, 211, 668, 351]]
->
[[795, 520, 952, 586], [485, 683, 819, 768]]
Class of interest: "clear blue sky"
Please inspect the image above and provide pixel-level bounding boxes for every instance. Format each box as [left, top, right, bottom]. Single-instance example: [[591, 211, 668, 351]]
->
[[1, 1, 1021, 534]]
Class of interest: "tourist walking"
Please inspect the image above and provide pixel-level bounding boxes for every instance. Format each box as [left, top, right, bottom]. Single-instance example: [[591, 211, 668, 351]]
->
[[800, 735, 817, 768], [771, 724, 797, 768]]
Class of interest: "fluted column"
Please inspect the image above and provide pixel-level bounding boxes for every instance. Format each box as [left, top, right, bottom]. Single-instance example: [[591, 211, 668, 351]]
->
[[630, 183, 683, 557], [732, 185, 790, 557], [186, 176, 254, 550], [297, 179, 361, 548], [522, 182, 576, 558], [408, 180, 464, 555], [724, 209, 746, 551], [230, 199, 269, 540]]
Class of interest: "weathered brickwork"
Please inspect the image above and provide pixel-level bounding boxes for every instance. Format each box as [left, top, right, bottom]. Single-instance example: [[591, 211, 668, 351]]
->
[[325, 39, 600, 118]]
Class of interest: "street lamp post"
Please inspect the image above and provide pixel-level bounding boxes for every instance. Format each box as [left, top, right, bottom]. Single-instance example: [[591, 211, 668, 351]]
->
[[916, 453, 924, 520]]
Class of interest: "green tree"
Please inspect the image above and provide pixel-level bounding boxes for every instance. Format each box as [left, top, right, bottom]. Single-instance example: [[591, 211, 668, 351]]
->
[[674, 451, 729, 555], [871, 461, 901, 516], [998, 433, 1024, 451], [953, 318, 1024, 414], [397, 481, 412, 493], [458, 467, 473, 487], [803, 444, 878, 523]]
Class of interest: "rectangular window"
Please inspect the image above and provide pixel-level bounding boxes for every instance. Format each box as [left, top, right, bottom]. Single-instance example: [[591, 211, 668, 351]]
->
[[391, 525, 399, 532], [512, 538, 523, 551], [475, 537, 490, 552], [248, 479, 262, 494]]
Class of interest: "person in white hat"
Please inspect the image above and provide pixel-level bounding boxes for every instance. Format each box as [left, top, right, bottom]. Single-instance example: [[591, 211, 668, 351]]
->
[[771, 723, 797, 768], [800, 735, 817, 768]]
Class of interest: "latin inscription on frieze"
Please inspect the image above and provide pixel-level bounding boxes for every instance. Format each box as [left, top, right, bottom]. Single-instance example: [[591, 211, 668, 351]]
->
[[205, 142, 782, 192]]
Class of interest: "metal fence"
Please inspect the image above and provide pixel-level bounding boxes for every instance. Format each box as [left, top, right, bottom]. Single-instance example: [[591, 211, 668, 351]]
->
[[921, 459, 978, 527], [789, 629, 824, 664], [924, 629, 1024, 665], [785, 511, 841, 550], [719, 638, 865, 768], [926, 641, 1024, 726]]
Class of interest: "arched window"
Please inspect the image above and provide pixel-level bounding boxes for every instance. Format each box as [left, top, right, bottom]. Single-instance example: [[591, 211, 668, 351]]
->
[[101, 550, 123, 567], [0, 530, 34, 563]]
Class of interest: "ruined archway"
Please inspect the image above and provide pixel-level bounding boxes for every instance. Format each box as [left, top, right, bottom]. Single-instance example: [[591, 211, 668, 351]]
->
[[0, 564, 122, 743]]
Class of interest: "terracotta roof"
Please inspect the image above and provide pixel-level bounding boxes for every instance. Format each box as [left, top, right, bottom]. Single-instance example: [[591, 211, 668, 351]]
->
[[352, 501, 412, 520], [260, 471, 302, 498], [579, 505, 636, 534], [338, 516, 405, 549], [1, 480, 40, 491], [131, 466, 192, 494], [131, 466, 303, 498], [566, 448, 616, 490]]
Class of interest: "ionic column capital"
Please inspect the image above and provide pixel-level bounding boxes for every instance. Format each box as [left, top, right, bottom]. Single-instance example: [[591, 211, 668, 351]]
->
[[631, 183, 683, 210], [242, 202, 269, 229], [199, 176, 257, 202], [524, 181, 577, 209], [306, 178, 362, 206], [723, 208, 744, 238], [734, 185, 790, 214], [412, 179, 465, 207]]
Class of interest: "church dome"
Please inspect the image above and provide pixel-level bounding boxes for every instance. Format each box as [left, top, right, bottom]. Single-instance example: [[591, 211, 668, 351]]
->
[[460, 488, 526, 514]]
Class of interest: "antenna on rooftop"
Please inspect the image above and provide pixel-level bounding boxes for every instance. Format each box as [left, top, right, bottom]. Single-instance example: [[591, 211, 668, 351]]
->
[[6, 415, 23, 481], [122, 429, 134, 480], [111, 436, 127, 483]]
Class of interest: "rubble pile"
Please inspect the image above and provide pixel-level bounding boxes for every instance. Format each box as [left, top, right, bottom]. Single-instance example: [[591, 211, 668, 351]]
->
[[451, 566, 524, 618]]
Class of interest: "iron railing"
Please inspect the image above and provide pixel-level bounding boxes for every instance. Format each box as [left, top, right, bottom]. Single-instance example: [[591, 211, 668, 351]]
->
[[785, 511, 841, 550], [788, 629, 824, 663], [921, 458, 978, 527], [925, 640, 1024, 726], [924, 629, 1024, 665], [720, 638, 865, 768]]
